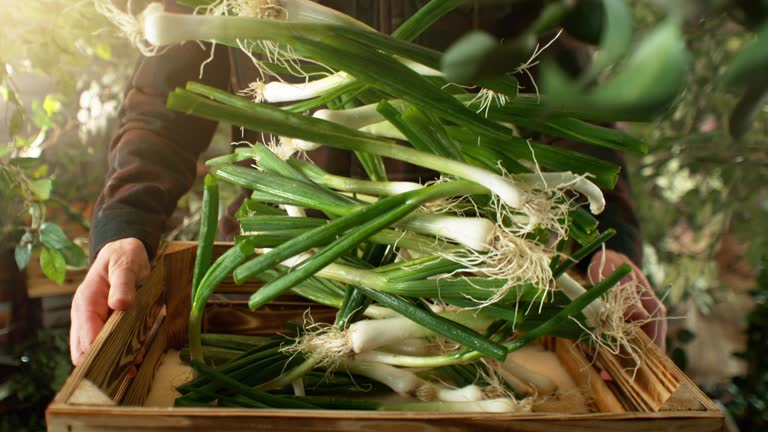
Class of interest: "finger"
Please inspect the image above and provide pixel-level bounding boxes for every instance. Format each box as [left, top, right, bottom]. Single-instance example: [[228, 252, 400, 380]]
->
[[623, 301, 650, 323], [107, 262, 138, 311], [70, 319, 81, 365], [588, 250, 668, 349], [74, 307, 109, 366], [628, 266, 667, 349], [641, 290, 668, 351], [587, 250, 637, 286], [106, 244, 149, 311], [589, 252, 643, 312], [587, 250, 613, 283], [625, 266, 654, 322], [638, 282, 665, 319]]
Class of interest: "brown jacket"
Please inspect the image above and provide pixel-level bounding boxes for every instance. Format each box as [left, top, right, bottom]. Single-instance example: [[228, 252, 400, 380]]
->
[[91, 1, 643, 266]]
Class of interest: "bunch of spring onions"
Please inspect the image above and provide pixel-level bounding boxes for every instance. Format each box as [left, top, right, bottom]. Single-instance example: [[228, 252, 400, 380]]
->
[[99, 0, 657, 411]]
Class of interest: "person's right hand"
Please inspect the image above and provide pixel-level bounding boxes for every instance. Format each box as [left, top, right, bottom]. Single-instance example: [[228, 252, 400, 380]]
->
[[70, 237, 150, 365]]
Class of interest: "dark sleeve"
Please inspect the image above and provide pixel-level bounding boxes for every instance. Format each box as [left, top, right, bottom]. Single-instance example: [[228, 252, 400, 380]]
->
[[89, 42, 230, 261]]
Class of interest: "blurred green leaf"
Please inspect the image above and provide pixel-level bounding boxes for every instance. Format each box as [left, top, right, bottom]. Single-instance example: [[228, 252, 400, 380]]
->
[[441, 30, 534, 85], [60, 244, 88, 268], [581, 0, 634, 82], [28, 179, 52, 201], [28, 204, 43, 229], [0, 166, 13, 192], [32, 163, 49, 179], [14, 236, 33, 271], [542, 19, 688, 121], [40, 247, 66, 285], [563, 0, 604, 44], [721, 22, 768, 89], [39, 222, 70, 250], [8, 108, 25, 138], [9, 157, 41, 170], [31, 100, 53, 129], [42, 94, 61, 116]]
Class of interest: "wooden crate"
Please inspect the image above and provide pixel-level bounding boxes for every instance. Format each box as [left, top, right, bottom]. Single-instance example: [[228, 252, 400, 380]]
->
[[47, 242, 724, 432], [26, 259, 85, 299]]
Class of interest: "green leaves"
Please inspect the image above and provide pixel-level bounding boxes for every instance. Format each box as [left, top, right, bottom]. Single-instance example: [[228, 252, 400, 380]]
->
[[440, 30, 534, 91], [442, 31, 516, 84], [59, 245, 88, 269], [0, 166, 13, 193], [721, 23, 768, 89], [14, 232, 34, 271], [580, 0, 634, 83], [39, 222, 70, 249], [40, 223, 87, 268], [721, 23, 768, 138], [11, 223, 87, 281], [542, 19, 689, 121], [9, 108, 25, 139], [28, 179, 53, 201], [40, 247, 66, 285]]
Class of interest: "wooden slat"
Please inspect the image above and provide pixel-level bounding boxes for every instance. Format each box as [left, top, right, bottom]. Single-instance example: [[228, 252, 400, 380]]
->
[[26, 260, 85, 298], [54, 245, 176, 404], [45, 406, 724, 432], [162, 242, 260, 347], [594, 329, 681, 412], [83, 257, 166, 401], [162, 243, 196, 349], [121, 308, 168, 406], [555, 338, 625, 413], [203, 301, 337, 336]]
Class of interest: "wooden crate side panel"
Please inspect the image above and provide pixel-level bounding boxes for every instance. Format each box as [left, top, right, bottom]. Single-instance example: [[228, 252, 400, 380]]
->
[[122, 313, 169, 406], [45, 407, 724, 432], [54, 257, 166, 404], [594, 330, 681, 412], [163, 245, 195, 349], [554, 338, 625, 413], [203, 301, 337, 336], [164, 242, 280, 349], [86, 263, 166, 400], [163, 242, 242, 348], [26, 259, 85, 298]]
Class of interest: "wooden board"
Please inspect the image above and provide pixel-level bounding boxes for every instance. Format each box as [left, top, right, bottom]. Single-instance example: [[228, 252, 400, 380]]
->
[[46, 406, 724, 432], [47, 242, 725, 432], [27, 260, 86, 298]]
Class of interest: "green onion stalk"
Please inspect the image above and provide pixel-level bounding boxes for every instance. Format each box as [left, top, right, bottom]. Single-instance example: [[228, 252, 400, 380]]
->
[[98, 0, 656, 412]]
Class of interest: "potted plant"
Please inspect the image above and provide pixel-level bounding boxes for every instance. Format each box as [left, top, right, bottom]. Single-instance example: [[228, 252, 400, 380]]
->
[[0, 1, 136, 361], [2, 0, 140, 270]]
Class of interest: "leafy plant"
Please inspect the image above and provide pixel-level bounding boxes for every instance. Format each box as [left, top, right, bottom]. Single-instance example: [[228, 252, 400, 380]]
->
[[0, 0, 135, 282], [627, 3, 767, 311], [0, 329, 71, 432], [725, 257, 768, 431]]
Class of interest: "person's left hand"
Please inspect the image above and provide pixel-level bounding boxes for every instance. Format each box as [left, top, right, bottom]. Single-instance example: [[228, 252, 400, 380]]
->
[[587, 249, 667, 351]]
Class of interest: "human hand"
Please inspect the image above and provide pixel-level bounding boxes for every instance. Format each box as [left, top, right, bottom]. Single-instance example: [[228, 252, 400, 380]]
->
[[587, 249, 667, 351], [70, 238, 150, 365]]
